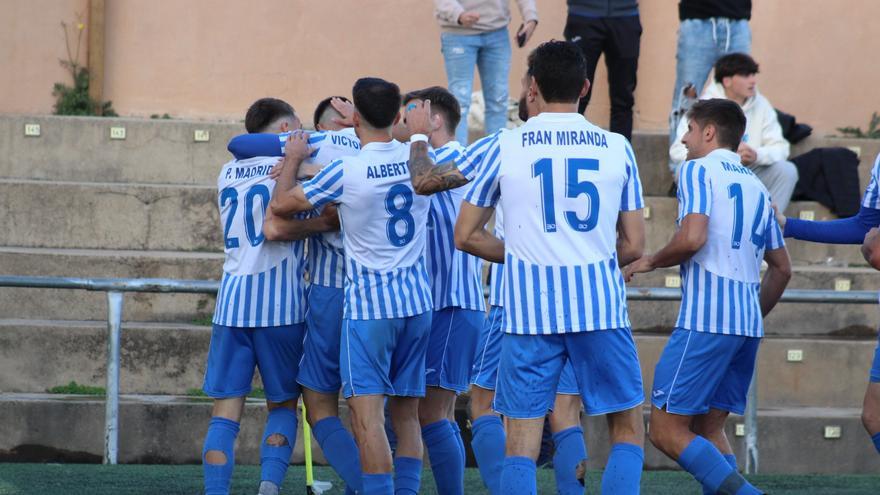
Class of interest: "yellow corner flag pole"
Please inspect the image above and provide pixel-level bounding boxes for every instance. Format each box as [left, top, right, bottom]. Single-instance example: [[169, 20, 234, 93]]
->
[[301, 399, 315, 492]]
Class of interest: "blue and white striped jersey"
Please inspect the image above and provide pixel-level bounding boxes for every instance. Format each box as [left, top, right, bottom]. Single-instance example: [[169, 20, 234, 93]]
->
[[212, 156, 307, 327], [425, 141, 485, 311], [302, 139, 433, 320], [304, 128, 360, 288], [674, 149, 785, 337], [862, 153, 880, 209], [465, 113, 644, 334]]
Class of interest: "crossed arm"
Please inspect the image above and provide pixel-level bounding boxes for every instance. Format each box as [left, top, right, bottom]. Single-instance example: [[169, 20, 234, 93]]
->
[[268, 132, 316, 217], [454, 202, 504, 264]]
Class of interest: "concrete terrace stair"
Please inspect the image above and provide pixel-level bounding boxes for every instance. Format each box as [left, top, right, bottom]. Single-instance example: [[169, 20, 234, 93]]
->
[[0, 247, 220, 321], [1, 319, 873, 409], [2, 393, 878, 474]]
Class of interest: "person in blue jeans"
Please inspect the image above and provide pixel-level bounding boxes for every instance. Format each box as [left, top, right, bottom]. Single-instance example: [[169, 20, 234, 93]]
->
[[433, 0, 538, 144], [669, 0, 752, 146]]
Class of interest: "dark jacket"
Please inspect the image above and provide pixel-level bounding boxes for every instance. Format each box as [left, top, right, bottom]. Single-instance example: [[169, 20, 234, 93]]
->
[[568, 0, 638, 18], [792, 147, 861, 217], [679, 0, 751, 21]]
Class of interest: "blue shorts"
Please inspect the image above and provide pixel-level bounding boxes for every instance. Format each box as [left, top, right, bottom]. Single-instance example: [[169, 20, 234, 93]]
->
[[426, 307, 483, 393], [340, 311, 432, 398], [652, 328, 760, 416], [871, 331, 880, 383], [298, 284, 345, 393], [471, 306, 579, 396], [202, 323, 306, 403], [495, 329, 644, 419]]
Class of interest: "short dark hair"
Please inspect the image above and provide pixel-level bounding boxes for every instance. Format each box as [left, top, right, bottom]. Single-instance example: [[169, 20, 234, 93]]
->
[[352, 77, 401, 129], [714, 53, 760, 83], [526, 40, 587, 104], [313, 96, 351, 129], [403, 86, 461, 135], [686, 99, 747, 151], [244, 97, 296, 133]]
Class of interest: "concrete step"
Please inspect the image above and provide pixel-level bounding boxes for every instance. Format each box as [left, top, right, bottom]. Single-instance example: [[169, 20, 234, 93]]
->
[[2, 393, 877, 474], [0, 247, 220, 321], [1, 319, 873, 408], [643, 197, 868, 267], [629, 265, 879, 337], [0, 179, 221, 251], [0, 115, 240, 185]]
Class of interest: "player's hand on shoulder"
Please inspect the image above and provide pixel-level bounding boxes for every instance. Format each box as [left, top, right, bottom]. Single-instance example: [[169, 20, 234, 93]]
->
[[330, 97, 355, 128], [623, 256, 654, 282], [269, 158, 285, 180], [284, 130, 311, 163]]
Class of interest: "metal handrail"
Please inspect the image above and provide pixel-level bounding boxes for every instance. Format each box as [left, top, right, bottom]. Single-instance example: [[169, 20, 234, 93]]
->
[[0, 274, 875, 470]]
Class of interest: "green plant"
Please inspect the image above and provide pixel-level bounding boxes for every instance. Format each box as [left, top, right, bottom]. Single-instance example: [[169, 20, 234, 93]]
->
[[47, 381, 106, 395], [150, 113, 172, 119], [837, 112, 880, 139], [186, 387, 266, 398], [52, 14, 117, 117]]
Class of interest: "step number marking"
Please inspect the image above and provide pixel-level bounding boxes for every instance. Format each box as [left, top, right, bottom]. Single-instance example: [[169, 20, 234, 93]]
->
[[799, 210, 815, 221], [110, 127, 126, 140], [786, 349, 803, 362], [24, 123, 41, 137], [642, 206, 651, 219], [824, 425, 841, 439], [834, 278, 851, 292], [194, 129, 210, 142], [735, 424, 745, 437], [664, 275, 681, 288]]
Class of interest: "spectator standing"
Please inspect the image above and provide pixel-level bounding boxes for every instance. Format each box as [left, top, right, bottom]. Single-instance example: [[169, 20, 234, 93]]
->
[[669, 0, 752, 145], [564, 0, 642, 141], [434, 0, 538, 144], [670, 53, 798, 212]]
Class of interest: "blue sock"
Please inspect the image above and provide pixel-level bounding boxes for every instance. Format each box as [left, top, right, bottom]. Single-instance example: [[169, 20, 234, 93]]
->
[[313, 416, 362, 493], [552, 426, 587, 495], [471, 416, 506, 495], [362, 473, 394, 495], [203, 417, 240, 495], [873, 433, 880, 455], [601, 442, 643, 495], [393, 456, 422, 495], [449, 419, 466, 466], [704, 454, 740, 495], [679, 436, 762, 495], [422, 419, 465, 495], [499, 456, 537, 495], [260, 408, 298, 487]]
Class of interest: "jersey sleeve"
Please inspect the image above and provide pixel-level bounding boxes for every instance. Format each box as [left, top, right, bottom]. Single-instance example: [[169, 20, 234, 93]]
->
[[862, 153, 880, 209], [764, 208, 786, 250], [463, 138, 502, 208], [301, 159, 344, 208], [457, 132, 500, 179], [620, 140, 645, 211], [307, 131, 327, 160], [677, 160, 712, 217], [227, 132, 288, 160]]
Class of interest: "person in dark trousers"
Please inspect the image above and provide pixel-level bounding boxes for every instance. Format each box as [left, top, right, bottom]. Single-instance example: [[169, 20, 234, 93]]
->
[[563, 0, 641, 141]]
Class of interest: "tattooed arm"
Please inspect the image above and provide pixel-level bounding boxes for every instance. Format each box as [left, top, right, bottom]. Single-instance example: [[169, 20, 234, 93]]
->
[[408, 140, 469, 195]]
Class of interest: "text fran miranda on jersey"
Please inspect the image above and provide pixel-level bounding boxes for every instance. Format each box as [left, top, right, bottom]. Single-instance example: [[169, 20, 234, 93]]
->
[[522, 130, 609, 148]]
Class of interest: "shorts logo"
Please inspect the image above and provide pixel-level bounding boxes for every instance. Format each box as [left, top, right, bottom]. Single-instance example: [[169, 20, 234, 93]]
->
[[652, 389, 665, 398], [425, 368, 436, 375]]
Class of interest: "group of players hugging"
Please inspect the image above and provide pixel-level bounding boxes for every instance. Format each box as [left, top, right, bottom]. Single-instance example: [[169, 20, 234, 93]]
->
[[199, 40, 880, 495]]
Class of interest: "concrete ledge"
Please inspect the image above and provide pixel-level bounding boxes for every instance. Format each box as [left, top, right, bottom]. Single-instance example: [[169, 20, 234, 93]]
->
[[0, 247, 220, 321], [1, 320, 873, 408], [0, 180, 221, 251], [2, 394, 878, 474]]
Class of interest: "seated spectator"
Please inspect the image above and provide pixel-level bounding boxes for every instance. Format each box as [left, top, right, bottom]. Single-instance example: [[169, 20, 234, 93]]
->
[[670, 53, 798, 212]]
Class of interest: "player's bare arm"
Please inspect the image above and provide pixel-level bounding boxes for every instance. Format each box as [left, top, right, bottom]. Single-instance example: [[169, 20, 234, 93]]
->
[[269, 132, 314, 216], [454, 202, 504, 263], [616, 209, 646, 267], [405, 100, 469, 195], [759, 246, 792, 316], [263, 204, 340, 242], [862, 227, 880, 270], [623, 213, 708, 281]]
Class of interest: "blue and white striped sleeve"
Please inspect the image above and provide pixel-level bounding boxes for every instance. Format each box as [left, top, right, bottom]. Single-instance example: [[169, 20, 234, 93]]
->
[[302, 159, 344, 208], [464, 138, 502, 208], [456, 132, 500, 180], [307, 131, 327, 159], [765, 208, 786, 250], [620, 140, 645, 211], [862, 153, 880, 209], [677, 160, 712, 216]]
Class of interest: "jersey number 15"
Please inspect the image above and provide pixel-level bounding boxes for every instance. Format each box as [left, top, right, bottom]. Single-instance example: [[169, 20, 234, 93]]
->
[[533, 157, 600, 233]]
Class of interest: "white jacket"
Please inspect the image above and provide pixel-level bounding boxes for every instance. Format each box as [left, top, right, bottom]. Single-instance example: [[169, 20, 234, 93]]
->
[[670, 82, 790, 167]]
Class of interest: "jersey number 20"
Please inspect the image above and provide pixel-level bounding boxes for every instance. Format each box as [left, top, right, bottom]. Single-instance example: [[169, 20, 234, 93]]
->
[[220, 184, 271, 249], [533, 157, 600, 233]]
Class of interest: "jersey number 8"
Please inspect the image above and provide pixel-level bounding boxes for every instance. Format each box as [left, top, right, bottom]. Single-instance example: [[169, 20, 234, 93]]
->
[[220, 184, 271, 249], [385, 184, 416, 246]]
